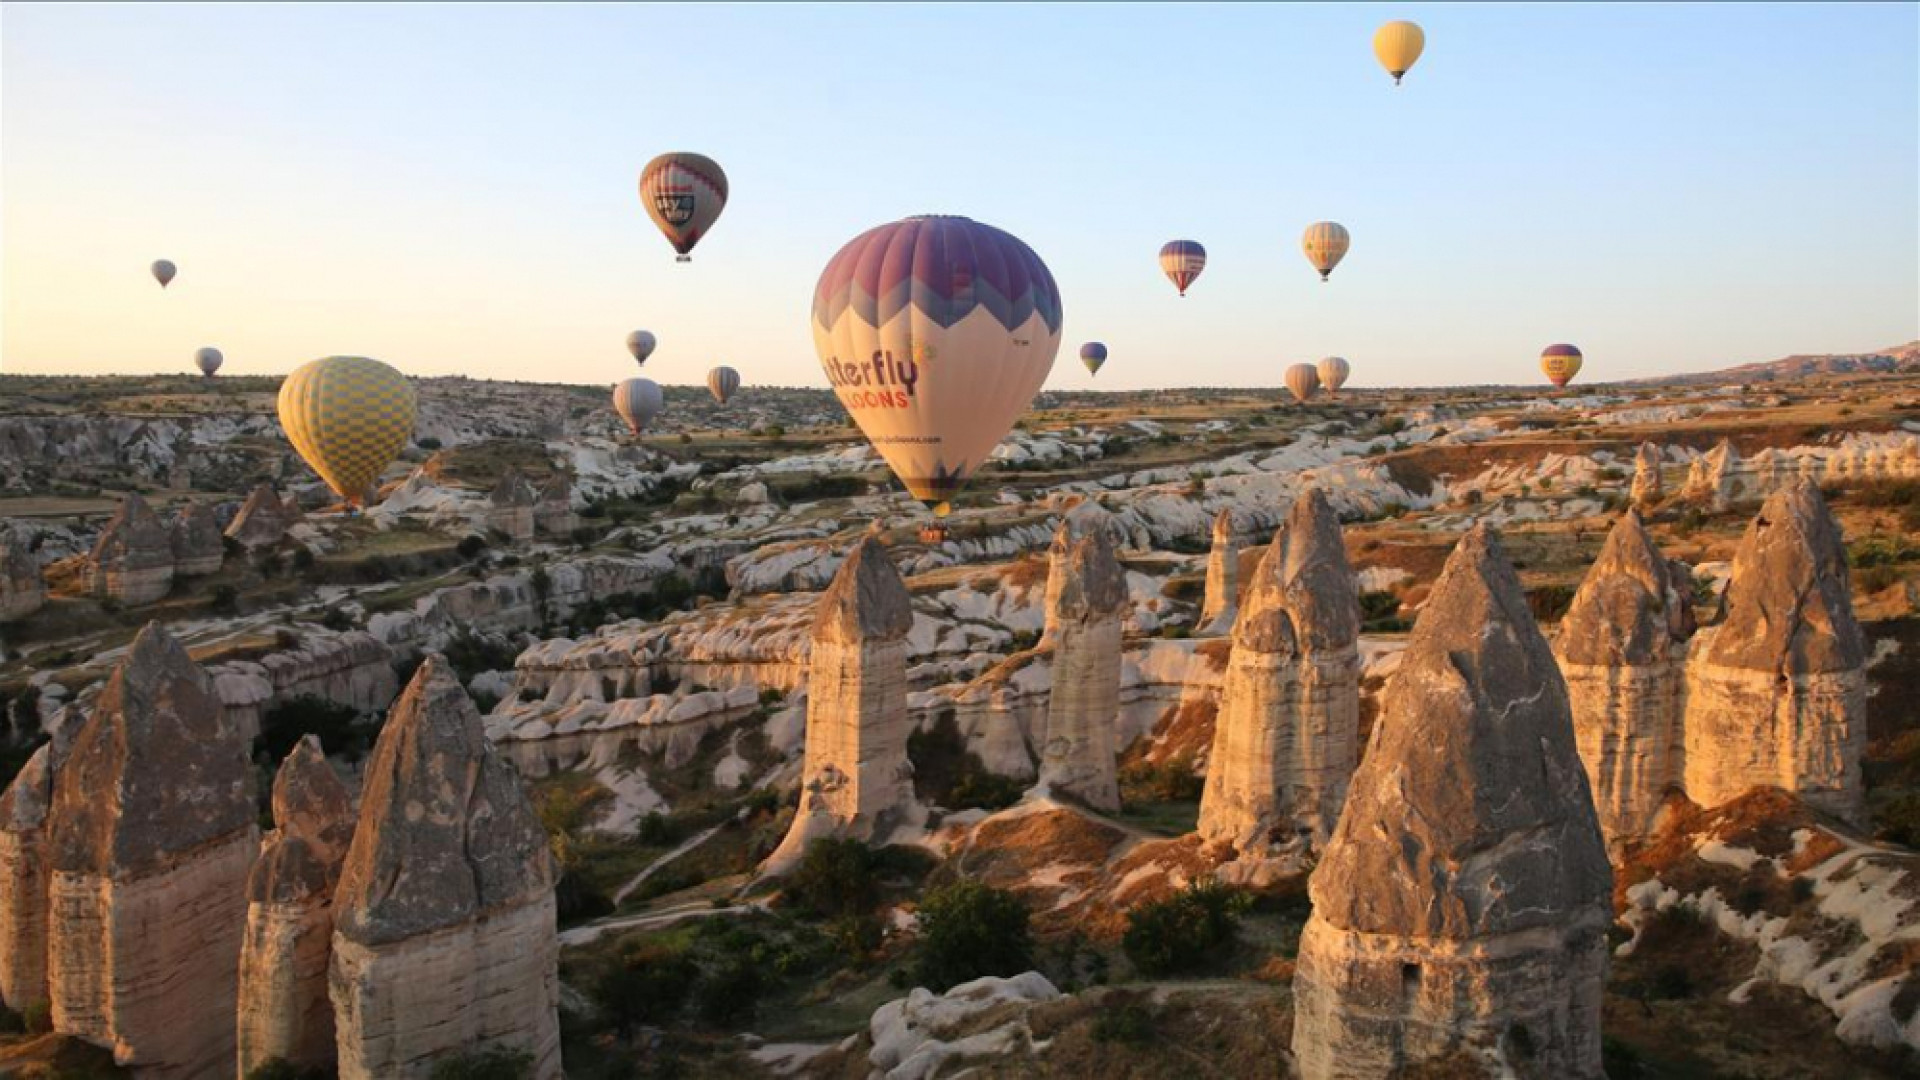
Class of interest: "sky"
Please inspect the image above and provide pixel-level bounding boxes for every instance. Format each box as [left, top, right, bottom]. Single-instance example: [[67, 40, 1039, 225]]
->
[[2, 3, 1916, 391]]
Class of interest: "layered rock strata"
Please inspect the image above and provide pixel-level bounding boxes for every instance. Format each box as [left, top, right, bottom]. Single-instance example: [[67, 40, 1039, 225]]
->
[[329, 657, 561, 1079], [1683, 481, 1867, 823], [169, 502, 225, 577], [1291, 525, 1613, 1079], [87, 494, 174, 605], [0, 743, 55, 1010], [1035, 522, 1128, 811]]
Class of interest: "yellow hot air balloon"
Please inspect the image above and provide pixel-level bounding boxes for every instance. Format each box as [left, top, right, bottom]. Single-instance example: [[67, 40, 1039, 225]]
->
[[1302, 222, 1350, 281], [1540, 344, 1583, 388], [1285, 363, 1322, 404], [1374, 20, 1426, 85], [277, 356, 417, 507]]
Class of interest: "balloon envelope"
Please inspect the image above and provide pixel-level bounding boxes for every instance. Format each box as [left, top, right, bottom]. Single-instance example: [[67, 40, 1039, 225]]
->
[[614, 377, 664, 435], [707, 365, 741, 405], [627, 330, 657, 365], [195, 347, 223, 377], [277, 356, 417, 506], [151, 260, 176, 288], [1373, 20, 1426, 84], [812, 215, 1063, 510], [1285, 363, 1322, 404], [1159, 240, 1206, 296], [1541, 344, 1584, 388], [1302, 222, 1350, 281], [640, 152, 728, 261], [1080, 342, 1108, 376], [1316, 356, 1350, 395]]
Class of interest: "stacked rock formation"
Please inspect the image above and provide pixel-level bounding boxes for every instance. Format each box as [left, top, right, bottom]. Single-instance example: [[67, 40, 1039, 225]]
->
[[46, 623, 258, 1077], [1555, 511, 1695, 855], [330, 657, 561, 1079], [486, 472, 537, 544], [87, 493, 175, 605], [237, 736, 356, 1077], [1196, 488, 1360, 856], [168, 502, 225, 577], [0, 530, 46, 621], [227, 482, 297, 551], [1683, 481, 1867, 823], [1199, 508, 1239, 633], [1630, 441, 1663, 506], [1684, 438, 1752, 511], [534, 473, 577, 536], [1292, 525, 1612, 1079], [1035, 521, 1128, 811], [765, 537, 922, 872], [0, 743, 56, 1011]]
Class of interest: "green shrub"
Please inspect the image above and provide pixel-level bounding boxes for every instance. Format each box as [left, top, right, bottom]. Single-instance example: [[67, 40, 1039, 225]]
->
[[786, 837, 881, 919], [694, 956, 767, 1026], [457, 534, 487, 559], [592, 945, 697, 1033], [1092, 999, 1155, 1044], [1122, 880, 1250, 976], [256, 694, 369, 766], [915, 880, 1033, 991], [1875, 792, 1920, 848], [1118, 756, 1204, 804]]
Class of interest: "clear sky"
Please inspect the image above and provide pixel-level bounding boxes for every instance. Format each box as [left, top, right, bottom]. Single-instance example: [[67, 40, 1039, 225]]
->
[[3, 3, 1915, 391]]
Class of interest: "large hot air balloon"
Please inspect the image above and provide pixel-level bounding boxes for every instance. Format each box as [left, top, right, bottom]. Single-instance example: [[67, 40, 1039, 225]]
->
[[640, 152, 728, 262], [626, 330, 657, 366], [707, 365, 740, 405], [151, 260, 177, 288], [277, 356, 417, 507], [1317, 356, 1350, 396], [812, 215, 1063, 515], [1541, 344, 1584, 388], [1285, 363, 1322, 404], [195, 347, 223, 378], [613, 377, 663, 436], [1302, 222, 1350, 281], [1080, 342, 1108, 376], [1159, 240, 1206, 297], [1374, 20, 1426, 85]]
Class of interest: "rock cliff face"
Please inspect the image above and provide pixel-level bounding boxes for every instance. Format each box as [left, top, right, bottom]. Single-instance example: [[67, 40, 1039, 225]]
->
[[1683, 481, 1867, 823], [209, 630, 400, 744], [45, 623, 258, 1078], [168, 502, 225, 577], [237, 737, 356, 1076], [1555, 510, 1695, 855], [534, 473, 577, 536], [329, 657, 561, 1079], [1292, 525, 1612, 1080], [486, 472, 537, 544], [1036, 523, 1128, 811], [0, 743, 56, 1010], [1, 530, 48, 622], [765, 537, 923, 872], [1199, 509, 1239, 633], [86, 494, 174, 605], [1196, 489, 1359, 858], [1630, 441, 1663, 506], [226, 483, 296, 551]]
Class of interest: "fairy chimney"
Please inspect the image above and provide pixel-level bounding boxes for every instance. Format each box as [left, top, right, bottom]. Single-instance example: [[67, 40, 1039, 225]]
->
[[1036, 522, 1128, 811]]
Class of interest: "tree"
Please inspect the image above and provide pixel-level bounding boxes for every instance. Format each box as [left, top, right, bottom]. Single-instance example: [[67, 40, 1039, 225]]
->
[[914, 880, 1032, 991], [1121, 880, 1250, 976]]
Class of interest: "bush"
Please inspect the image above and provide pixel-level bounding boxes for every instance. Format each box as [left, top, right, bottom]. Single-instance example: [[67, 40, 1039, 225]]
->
[[245, 1058, 330, 1080], [693, 957, 767, 1026], [593, 945, 697, 1033], [457, 534, 487, 559], [1875, 792, 1920, 848], [1122, 880, 1250, 976], [428, 1047, 535, 1080], [291, 547, 316, 573], [1358, 590, 1405, 632], [786, 837, 881, 919], [1092, 998, 1155, 1044], [256, 694, 368, 766], [907, 713, 1024, 811], [318, 606, 355, 632], [915, 880, 1033, 991], [1119, 756, 1205, 804]]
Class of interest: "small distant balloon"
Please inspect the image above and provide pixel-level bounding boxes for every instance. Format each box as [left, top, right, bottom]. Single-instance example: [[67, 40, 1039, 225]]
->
[[627, 330, 657, 366], [1316, 356, 1350, 396], [613, 377, 664, 436], [640, 152, 728, 262], [1541, 344, 1584, 388], [151, 260, 177, 288], [1374, 20, 1426, 85], [1302, 222, 1350, 281], [195, 347, 223, 378], [707, 365, 740, 405], [277, 356, 417, 507], [1285, 363, 1323, 404], [1159, 240, 1206, 297], [1080, 342, 1108, 376]]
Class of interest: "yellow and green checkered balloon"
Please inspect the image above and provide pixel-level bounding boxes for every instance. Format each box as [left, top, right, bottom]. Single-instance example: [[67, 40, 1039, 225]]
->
[[277, 356, 416, 505]]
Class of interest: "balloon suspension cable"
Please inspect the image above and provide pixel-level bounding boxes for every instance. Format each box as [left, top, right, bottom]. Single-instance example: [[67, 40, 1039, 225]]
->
[[676, 255, 692, 264]]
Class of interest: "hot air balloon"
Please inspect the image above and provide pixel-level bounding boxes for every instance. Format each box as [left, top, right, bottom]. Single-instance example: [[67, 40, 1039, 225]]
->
[[640, 152, 728, 262], [813, 215, 1063, 516], [1159, 240, 1206, 297], [1541, 344, 1584, 388], [613, 377, 663, 436], [1285, 364, 1322, 404], [1080, 342, 1108, 376], [277, 356, 416, 507], [1302, 222, 1350, 281], [627, 330, 657, 366], [1374, 20, 1426, 85], [1317, 356, 1350, 397], [151, 260, 176, 288], [707, 365, 741, 405], [195, 347, 223, 378]]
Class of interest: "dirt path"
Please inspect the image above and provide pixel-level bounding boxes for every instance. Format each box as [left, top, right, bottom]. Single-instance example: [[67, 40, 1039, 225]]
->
[[611, 823, 724, 906]]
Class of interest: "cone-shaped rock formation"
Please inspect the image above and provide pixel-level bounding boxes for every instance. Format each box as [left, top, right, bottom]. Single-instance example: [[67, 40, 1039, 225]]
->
[[87, 494, 174, 605], [169, 503, 225, 577], [0, 743, 56, 1011], [226, 483, 296, 551], [486, 472, 537, 544]]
